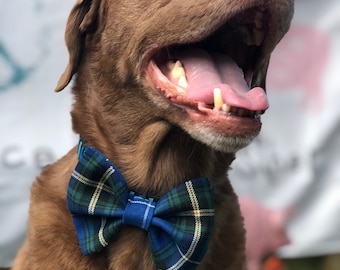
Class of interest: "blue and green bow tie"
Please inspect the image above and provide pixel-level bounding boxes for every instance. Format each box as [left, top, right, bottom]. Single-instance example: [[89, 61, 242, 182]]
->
[[67, 144, 215, 270]]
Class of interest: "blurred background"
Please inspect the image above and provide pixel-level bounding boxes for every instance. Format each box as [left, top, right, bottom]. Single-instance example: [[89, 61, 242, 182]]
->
[[0, 1, 77, 267], [230, 0, 340, 269], [1, 0, 340, 269]]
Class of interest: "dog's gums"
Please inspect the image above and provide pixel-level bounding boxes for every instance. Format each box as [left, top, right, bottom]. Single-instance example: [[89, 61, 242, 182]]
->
[[144, 5, 271, 141]]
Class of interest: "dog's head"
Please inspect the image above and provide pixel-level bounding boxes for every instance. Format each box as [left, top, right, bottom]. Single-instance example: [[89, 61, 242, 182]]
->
[[56, 0, 294, 153]]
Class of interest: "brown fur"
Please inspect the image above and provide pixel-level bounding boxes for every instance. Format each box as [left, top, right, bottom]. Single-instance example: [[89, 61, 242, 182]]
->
[[13, 0, 293, 269]]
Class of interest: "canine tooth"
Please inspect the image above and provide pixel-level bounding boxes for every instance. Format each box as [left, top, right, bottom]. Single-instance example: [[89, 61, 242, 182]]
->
[[222, 103, 231, 113], [167, 60, 176, 70], [178, 75, 188, 89], [167, 60, 177, 72], [168, 60, 188, 90], [169, 60, 186, 79], [213, 88, 224, 110], [177, 87, 187, 94]]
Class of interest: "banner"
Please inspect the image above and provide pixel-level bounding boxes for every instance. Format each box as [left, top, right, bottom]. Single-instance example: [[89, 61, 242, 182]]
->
[[0, 1, 76, 266], [230, 0, 340, 258], [1, 0, 340, 267]]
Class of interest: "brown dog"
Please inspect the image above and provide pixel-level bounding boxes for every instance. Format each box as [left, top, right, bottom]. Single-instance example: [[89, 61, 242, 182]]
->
[[13, 0, 293, 269]]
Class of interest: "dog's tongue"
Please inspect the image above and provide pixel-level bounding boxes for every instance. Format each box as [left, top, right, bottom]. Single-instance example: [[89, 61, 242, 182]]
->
[[174, 49, 268, 111]]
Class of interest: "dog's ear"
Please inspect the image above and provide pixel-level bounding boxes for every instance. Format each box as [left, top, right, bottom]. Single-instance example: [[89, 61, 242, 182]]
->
[[55, 0, 100, 92]]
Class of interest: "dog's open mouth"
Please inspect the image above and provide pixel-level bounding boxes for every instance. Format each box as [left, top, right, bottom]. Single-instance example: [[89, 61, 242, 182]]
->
[[144, 6, 271, 131]]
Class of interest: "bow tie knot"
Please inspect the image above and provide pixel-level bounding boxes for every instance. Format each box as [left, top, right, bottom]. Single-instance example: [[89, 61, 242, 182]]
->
[[67, 145, 215, 270], [123, 192, 156, 231]]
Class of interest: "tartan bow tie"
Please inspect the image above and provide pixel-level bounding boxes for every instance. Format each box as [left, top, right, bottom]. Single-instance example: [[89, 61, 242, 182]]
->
[[67, 144, 215, 270]]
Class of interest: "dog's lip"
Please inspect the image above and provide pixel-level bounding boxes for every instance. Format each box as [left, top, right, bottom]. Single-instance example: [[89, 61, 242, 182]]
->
[[170, 94, 262, 132], [187, 102, 262, 136], [145, 59, 263, 133], [143, 51, 268, 117]]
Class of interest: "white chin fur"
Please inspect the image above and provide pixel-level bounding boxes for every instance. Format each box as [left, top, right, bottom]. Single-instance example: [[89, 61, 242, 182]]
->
[[185, 125, 254, 153]]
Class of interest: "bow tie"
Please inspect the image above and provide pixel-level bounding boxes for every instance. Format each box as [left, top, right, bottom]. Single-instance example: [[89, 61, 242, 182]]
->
[[67, 144, 215, 270]]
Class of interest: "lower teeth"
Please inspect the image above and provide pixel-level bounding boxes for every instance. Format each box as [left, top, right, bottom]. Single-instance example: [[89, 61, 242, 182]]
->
[[222, 104, 231, 112], [213, 88, 223, 110]]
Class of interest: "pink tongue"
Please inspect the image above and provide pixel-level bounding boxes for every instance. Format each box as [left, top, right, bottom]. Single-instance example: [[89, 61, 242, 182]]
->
[[173, 49, 269, 111]]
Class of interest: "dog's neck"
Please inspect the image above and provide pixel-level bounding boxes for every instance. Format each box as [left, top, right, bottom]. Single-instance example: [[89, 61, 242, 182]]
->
[[76, 119, 235, 199], [69, 72, 236, 198]]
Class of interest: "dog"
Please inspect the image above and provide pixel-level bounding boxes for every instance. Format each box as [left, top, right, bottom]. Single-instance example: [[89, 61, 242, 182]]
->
[[13, 0, 293, 269]]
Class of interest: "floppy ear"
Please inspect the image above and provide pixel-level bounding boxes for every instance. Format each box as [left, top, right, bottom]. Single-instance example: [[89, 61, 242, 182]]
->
[[55, 0, 101, 92]]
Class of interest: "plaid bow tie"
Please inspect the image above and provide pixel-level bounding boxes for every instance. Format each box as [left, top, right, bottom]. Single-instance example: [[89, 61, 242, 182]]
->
[[67, 145, 215, 270]]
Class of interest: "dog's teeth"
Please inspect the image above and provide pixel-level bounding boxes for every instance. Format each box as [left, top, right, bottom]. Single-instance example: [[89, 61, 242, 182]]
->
[[214, 89, 231, 112], [167, 60, 177, 73], [178, 75, 188, 89], [168, 60, 186, 79], [167, 60, 188, 91], [213, 88, 224, 110], [222, 103, 231, 113]]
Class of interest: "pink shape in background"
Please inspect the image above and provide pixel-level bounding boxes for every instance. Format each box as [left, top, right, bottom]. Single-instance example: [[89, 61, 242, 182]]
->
[[239, 197, 293, 270], [267, 23, 330, 112]]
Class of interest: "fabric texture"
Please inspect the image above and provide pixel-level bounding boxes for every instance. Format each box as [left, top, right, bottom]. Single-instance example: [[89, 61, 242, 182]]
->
[[67, 146, 215, 270]]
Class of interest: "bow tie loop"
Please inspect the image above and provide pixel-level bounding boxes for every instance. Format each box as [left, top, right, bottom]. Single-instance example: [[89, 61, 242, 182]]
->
[[122, 192, 156, 231], [67, 146, 214, 270]]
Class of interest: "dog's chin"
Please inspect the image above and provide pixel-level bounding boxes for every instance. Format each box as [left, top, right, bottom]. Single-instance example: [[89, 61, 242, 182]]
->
[[184, 123, 255, 153], [182, 106, 261, 153]]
